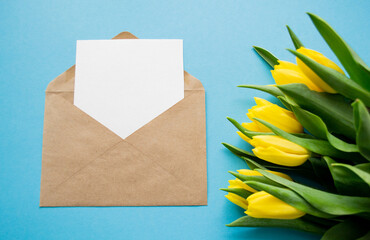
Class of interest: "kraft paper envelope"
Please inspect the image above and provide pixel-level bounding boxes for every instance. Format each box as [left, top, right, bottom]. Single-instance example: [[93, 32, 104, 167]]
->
[[40, 32, 207, 206]]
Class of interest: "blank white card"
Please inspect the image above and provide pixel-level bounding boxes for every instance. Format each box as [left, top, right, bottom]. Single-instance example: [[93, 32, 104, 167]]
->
[[74, 39, 184, 139]]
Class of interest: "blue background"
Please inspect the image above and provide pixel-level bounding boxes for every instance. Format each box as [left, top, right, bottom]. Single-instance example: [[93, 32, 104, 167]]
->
[[1, 0, 369, 239]]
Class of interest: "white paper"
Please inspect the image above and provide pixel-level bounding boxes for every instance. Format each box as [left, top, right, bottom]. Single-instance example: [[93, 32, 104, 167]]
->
[[74, 39, 184, 139]]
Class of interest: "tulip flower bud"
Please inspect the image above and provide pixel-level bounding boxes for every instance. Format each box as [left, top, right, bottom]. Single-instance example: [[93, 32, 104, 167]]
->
[[225, 193, 249, 210], [245, 191, 305, 219], [237, 97, 303, 137], [228, 169, 292, 193], [271, 60, 323, 92], [249, 135, 309, 167], [296, 47, 345, 93]]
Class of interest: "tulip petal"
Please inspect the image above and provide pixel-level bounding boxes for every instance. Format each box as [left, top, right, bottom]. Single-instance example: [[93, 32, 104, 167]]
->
[[274, 60, 301, 71], [271, 67, 322, 92], [246, 181, 334, 219], [295, 47, 344, 92], [237, 169, 292, 181], [237, 131, 253, 144], [229, 178, 257, 193], [297, 47, 344, 73], [253, 146, 309, 167], [245, 191, 306, 219], [225, 193, 249, 210], [249, 104, 303, 133], [254, 97, 272, 107], [242, 156, 302, 172], [241, 122, 262, 132], [237, 169, 261, 176], [247, 111, 271, 132], [251, 135, 308, 155], [290, 49, 370, 106]]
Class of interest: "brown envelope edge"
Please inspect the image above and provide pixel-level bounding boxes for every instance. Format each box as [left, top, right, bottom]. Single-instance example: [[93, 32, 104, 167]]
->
[[40, 32, 207, 207]]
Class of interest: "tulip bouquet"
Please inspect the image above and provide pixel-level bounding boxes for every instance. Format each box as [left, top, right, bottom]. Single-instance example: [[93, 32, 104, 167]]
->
[[221, 13, 370, 239]]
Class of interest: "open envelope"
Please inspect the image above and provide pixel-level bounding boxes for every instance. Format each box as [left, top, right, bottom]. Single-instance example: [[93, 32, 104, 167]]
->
[[40, 32, 207, 206]]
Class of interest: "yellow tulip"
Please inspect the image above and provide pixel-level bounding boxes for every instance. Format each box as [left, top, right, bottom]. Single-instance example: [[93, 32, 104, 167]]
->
[[271, 60, 323, 92], [249, 135, 309, 166], [228, 169, 292, 193], [296, 47, 345, 93], [245, 191, 305, 219], [225, 193, 249, 210], [238, 97, 303, 135]]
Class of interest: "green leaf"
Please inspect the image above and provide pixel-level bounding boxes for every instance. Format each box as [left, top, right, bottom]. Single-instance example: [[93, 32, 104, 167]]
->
[[247, 181, 335, 219], [222, 142, 257, 159], [228, 171, 284, 189], [220, 188, 252, 199], [308, 13, 370, 91], [254, 118, 356, 160], [356, 163, 370, 172], [357, 231, 370, 240], [308, 157, 335, 192], [243, 157, 315, 178], [332, 163, 370, 186], [353, 100, 370, 161], [227, 117, 275, 139], [238, 84, 284, 98], [227, 116, 317, 140], [301, 215, 338, 228], [324, 157, 370, 197], [286, 25, 304, 49], [278, 83, 356, 139], [326, 134, 358, 153], [290, 105, 359, 152], [241, 157, 267, 170], [288, 49, 370, 106], [253, 46, 279, 68], [291, 105, 326, 139], [321, 218, 369, 240], [257, 169, 370, 215], [226, 215, 326, 234], [277, 96, 295, 111]]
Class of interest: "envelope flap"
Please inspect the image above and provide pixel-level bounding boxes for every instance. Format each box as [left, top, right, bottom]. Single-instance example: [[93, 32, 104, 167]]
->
[[41, 88, 207, 206], [45, 32, 204, 94]]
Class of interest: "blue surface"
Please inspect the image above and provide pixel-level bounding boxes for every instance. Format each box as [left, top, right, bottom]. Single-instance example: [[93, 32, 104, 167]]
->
[[1, 1, 369, 239]]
